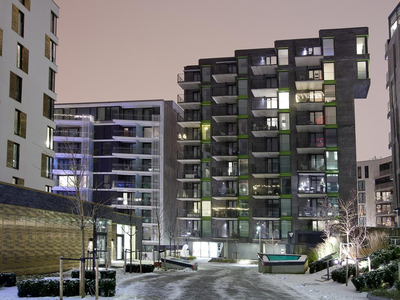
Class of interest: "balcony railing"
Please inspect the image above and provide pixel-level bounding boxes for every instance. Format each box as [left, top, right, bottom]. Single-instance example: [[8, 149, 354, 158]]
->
[[374, 169, 391, 178], [296, 115, 324, 125], [177, 150, 201, 160], [251, 56, 277, 66], [53, 163, 84, 170], [252, 164, 279, 175], [54, 130, 83, 137], [143, 217, 157, 224], [177, 94, 201, 104], [177, 170, 201, 179], [296, 91, 324, 103], [212, 146, 238, 156], [177, 209, 201, 218], [112, 130, 138, 137], [298, 206, 339, 217], [54, 147, 82, 154], [177, 112, 201, 122], [212, 208, 239, 218], [112, 147, 152, 155], [179, 229, 201, 238], [253, 208, 280, 218], [212, 167, 238, 177], [212, 106, 237, 116], [112, 181, 152, 189], [111, 197, 152, 206], [252, 187, 280, 196], [251, 78, 278, 89], [296, 70, 323, 81], [297, 161, 325, 171], [212, 229, 240, 239], [212, 127, 238, 136], [212, 64, 237, 75], [177, 73, 200, 83], [295, 46, 322, 57], [251, 122, 278, 131], [113, 114, 156, 121], [212, 188, 238, 197], [176, 189, 201, 198], [212, 86, 237, 97], [112, 164, 152, 172], [375, 181, 393, 190], [376, 209, 396, 215], [252, 142, 279, 152], [297, 139, 325, 148]]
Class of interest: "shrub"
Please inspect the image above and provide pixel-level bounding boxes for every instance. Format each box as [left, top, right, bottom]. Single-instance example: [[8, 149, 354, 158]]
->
[[100, 278, 116, 297], [125, 264, 154, 273], [101, 270, 116, 280], [331, 265, 355, 284], [309, 253, 337, 274], [0, 273, 16, 287]]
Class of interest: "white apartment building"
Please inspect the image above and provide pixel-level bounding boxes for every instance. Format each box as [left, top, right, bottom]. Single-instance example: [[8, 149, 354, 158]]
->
[[0, 0, 59, 190]]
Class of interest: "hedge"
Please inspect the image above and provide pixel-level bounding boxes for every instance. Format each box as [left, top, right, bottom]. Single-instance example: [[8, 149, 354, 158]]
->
[[17, 278, 116, 297], [125, 264, 154, 273], [331, 265, 356, 284], [309, 253, 337, 274], [71, 269, 116, 280], [0, 273, 16, 287]]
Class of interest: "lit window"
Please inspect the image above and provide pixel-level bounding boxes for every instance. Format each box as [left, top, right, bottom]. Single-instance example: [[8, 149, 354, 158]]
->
[[324, 85, 336, 102], [201, 124, 210, 140], [278, 92, 289, 109], [323, 62, 335, 80], [357, 61, 368, 79], [46, 126, 54, 149], [12, 177, 24, 186], [45, 185, 52, 193], [356, 37, 367, 54], [279, 113, 290, 130], [326, 151, 338, 170], [7, 140, 20, 169], [202, 201, 211, 217], [278, 49, 289, 65], [41, 154, 53, 178], [324, 107, 337, 125], [323, 39, 334, 56]]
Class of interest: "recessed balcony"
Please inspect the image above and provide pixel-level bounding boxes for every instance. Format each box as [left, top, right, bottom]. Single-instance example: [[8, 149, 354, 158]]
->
[[212, 208, 240, 219], [177, 130, 201, 146], [250, 56, 277, 75], [212, 145, 238, 161], [177, 112, 201, 128], [112, 163, 155, 175], [212, 105, 237, 123], [252, 208, 280, 220], [112, 114, 157, 127], [212, 86, 237, 104], [177, 72, 201, 90], [212, 187, 238, 200], [252, 164, 279, 178], [252, 142, 279, 158], [251, 98, 278, 117], [298, 206, 339, 218], [177, 94, 201, 110], [176, 189, 201, 201], [295, 70, 323, 90], [252, 185, 280, 199], [297, 160, 325, 172], [375, 181, 393, 192], [177, 150, 201, 164], [178, 228, 201, 238], [295, 91, 325, 111], [251, 121, 278, 138], [112, 147, 152, 159], [251, 78, 278, 98], [295, 46, 322, 67], [296, 139, 326, 154], [112, 130, 155, 142], [212, 167, 238, 181], [212, 127, 238, 142], [296, 115, 325, 133], [212, 63, 237, 83], [177, 209, 201, 219], [111, 181, 153, 191], [177, 170, 201, 182]]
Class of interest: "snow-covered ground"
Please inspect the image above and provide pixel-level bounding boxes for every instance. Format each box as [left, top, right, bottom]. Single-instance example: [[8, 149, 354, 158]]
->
[[0, 259, 368, 299]]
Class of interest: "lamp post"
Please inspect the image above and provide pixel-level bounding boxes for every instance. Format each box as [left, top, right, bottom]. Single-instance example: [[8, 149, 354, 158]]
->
[[257, 226, 262, 253]]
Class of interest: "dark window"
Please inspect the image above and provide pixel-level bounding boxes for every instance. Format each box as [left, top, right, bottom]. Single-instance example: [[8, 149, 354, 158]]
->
[[17, 43, 29, 73], [0, 28, 3, 56], [49, 68, 56, 92], [12, 5, 24, 37], [325, 128, 337, 147], [43, 93, 55, 120], [14, 109, 27, 138], [365, 166, 369, 178], [358, 180, 365, 191], [278, 72, 289, 88], [41, 154, 53, 178], [9, 71, 22, 102], [7, 140, 20, 169], [12, 176, 24, 186], [358, 166, 362, 179], [51, 11, 58, 36]]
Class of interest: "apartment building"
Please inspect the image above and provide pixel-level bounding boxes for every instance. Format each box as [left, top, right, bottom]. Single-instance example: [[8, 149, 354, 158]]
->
[[357, 157, 395, 227], [0, 0, 59, 190], [386, 3, 400, 224], [177, 27, 370, 258], [54, 100, 181, 257]]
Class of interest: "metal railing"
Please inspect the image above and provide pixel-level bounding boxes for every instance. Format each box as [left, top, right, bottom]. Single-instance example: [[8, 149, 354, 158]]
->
[[253, 208, 280, 218], [177, 209, 201, 218], [112, 147, 152, 155], [177, 150, 201, 160], [176, 189, 201, 198]]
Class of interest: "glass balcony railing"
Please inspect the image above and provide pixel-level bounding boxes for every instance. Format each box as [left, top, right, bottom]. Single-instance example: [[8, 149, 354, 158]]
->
[[212, 208, 239, 218], [212, 167, 238, 177], [177, 94, 201, 104], [251, 122, 278, 131], [112, 147, 152, 155], [177, 170, 201, 179], [252, 186, 280, 196], [176, 189, 201, 198], [177, 209, 201, 218], [212, 127, 238, 136], [177, 112, 201, 122], [177, 150, 201, 160], [212, 146, 238, 156], [252, 142, 279, 152], [252, 164, 279, 175], [112, 181, 152, 189], [112, 114, 156, 121], [54, 146, 81, 154], [177, 131, 201, 141], [112, 164, 152, 172], [252, 208, 279, 218], [111, 197, 152, 207], [297, 160, 325, 171], [297, 139, 325, 148], [212, 188, 238, 197], [212, 106, 237, 116], [212, 86, 237, 97], [296, 114, 324, 125]]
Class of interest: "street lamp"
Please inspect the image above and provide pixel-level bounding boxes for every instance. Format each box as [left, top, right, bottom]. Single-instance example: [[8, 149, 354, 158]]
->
[[257, 225, 262, 253]]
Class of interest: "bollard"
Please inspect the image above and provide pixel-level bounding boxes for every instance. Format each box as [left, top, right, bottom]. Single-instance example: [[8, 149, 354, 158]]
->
[[95, 257, 99, 300], [59, 257, 63, 300]]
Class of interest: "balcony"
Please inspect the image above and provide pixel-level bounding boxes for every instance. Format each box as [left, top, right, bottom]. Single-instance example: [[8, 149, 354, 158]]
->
[[212, 188, 238, 200], [111, 197, 152, 209], [252, 142, 279, 158], [253, 208, 280, 219], [212, 63, 237, 83], [112, 114, 158, 127], [112, 164, 155, 175], [177, 130, 201, 146], [212, 228, 240, 239], [112, 130, 154, 142], [177, 209, 201, 219], [179, 229, 201, 238], [252, 164, 279, 178], [212, 167, 238, 181], [295, 46, 322, 67], [177, 170, 201, 182], [177, 94, 201, 110], [298, 206, 339, 218], [376, 195, 393, 204], [176, 189, 201, 201], [295, 91, 325, 111], [252, 185, 280, 199], [177, 112, 201, 128], [212, 208, 239, 219], [251, 78, 278, 98], [177, 150, 201, 164], [376, 209, 397, 217], [112, 181, 152, 190], [296, 115, 325, 133], [375, 181, 393, 192], [212, 145, 238, 161], [212, 127, 238, 142], [295, 70, 323, 90], [53, 130, 89, 142], [251, 98, 278, 117], [177, 72, 200, 90], [212, 86, 237, 104], [251, 122, 278, 138], [250, 56, 277, 75], [212, 106, 237, 123], [374, 168, 391, 179], [296, 139, 325, 154], [112, 147, 152, 159]]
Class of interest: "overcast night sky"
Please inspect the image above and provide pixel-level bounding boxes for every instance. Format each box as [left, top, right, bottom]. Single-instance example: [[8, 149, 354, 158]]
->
[[54, 0, 398, 162]]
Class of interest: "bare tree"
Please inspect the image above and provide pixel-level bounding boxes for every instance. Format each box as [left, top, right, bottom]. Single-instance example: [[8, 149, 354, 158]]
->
[[320, 196, 339, 239]]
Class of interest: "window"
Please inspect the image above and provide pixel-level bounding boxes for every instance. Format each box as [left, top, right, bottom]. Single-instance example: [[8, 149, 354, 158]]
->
[[49, 68, 56, 92], [202, 143, 210, 158], [239, 220, 249, 237], [323, 62, 335, 80], [326, 151, 338, 170], [201, 87, 211, 102], [356, 37, 367, 54], [278, 92, 289, 109], [278, 49, 289, 65], [280, 155, 291, 173], [19, 0, 30, 10], [201, 66, 210, 82], [0, 28, 3, 56], [358, 180, 365, 191], [327, 174, 339, 193], [357, 61, 368, 79], [9, 71, 22, 102], [281, 220, 292, 238], [238, 99, 247, 115], [238, 80, 247, 96], [239, 159, 248, 176], [202, 220, 211, 237], [324, 107, 337, 124], [202, 181, 211, 198], [238, 139, 248, 155], [238, 58, 248, 74], [45, 185, 52, 193], [281, 177, 291, 194], [202, 106, 210, 120], [202, 201, 211, 217], [201, 124, 210, 140], [46, 127, 54, 150], [358, 192, 366, 203], [279, 113, 290, 130], [365, 166, 369, 179], [239, 180, 248, 196], [7, 140, 20, 169], [323, 39, 334, 56], [298, 174, 325, 194], [324, 85, 336, 102], [45, 35, 57, 62], [278, 72, 289, 88], [238, 119, 247, 135], [202, 162, 210, 178], [17, 43, 29, 74], [12, 5, 24, 37], [12, 177, 24, 186], [280, 134, 290, 151], [51, 11, 58, 36], [358, 166, 362, 179], [41, 154, 53, 178], [43, 93, 55, 120], [281, 198, 291, 216], [325, 128, 337, 147], [14, 109, 27, 138]]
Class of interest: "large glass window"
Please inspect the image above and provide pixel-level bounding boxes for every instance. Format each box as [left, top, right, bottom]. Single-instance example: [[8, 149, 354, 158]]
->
[[202, 162, 210, 178], [323, 62, 335, 80], [201, 66, 210, 82], [202, 181, 211, 198], [357, 61, 368, 79], [280, 134, 290, 151], [46, 126, 54, 150], [239, 139, 248, 155], [323, 39, 334, 56], [278, 72, 289, 88], [202, 87, 211, 102], [281, 177, 291, 194], [356, 37, 367, 55], [281, 220, 292, 238], [325, 107, 337, 124], [326, 151, 338, 170], [239, 159, 248, 176], [279, 113, 290, 130], [238, 58, 248, 74], [202, 220, 211, 237], [324, 85, 336, 102], [281, 198, 291, 217], [239, 180, 248, 196], [327, 174, 339, 193], [238, 80, 247, 96], [202, 106, 210, 120], [278, 92, 289, 109], [238, 119, 248, 135], [238, 99, 248, 115], [325, 129, 337, 147], [280, 156, 291, 173], [239, 220, 249, 237], [278, 49, 289, 65], [201, 125, 211, 140], [298, 174, 326, 194], [202, 201, 211, 216], [202, 143, 211, 158]]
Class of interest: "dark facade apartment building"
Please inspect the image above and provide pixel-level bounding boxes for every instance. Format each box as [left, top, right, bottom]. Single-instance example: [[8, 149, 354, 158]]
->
[[387, 3, 400, 222], [53, 100, 181, 258], [177, 27, 370, 258]]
